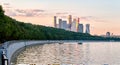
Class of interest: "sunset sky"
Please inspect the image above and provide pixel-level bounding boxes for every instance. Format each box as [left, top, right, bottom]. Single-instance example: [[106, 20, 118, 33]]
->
[[0, 0, 120, 35]]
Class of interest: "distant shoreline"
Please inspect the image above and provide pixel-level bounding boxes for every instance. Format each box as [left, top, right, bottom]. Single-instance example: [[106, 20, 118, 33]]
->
[[2, 40, 120, 44]]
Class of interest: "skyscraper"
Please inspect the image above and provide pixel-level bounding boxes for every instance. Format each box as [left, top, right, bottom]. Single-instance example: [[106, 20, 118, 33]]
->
[[73, 18, 77, 22], [85, 24, 90, 34], [61, 20, 67, 30], [54, 16, 57, 28], [106, 32, 110, 37], [78, 24, 84, 33], [68, 15, 72, 30], [76, 18, 80, 32], [71, 19, 77, 32], [58, 19, 62, 28]]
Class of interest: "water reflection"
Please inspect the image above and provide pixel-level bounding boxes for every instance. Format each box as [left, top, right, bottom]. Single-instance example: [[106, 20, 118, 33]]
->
[[13, 42, 120, 65]]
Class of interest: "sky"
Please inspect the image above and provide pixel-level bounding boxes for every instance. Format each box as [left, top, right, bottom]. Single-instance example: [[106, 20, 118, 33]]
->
[[0, 0, 120, 35]]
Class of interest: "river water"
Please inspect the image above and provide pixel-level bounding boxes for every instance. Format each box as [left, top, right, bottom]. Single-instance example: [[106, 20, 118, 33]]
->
[[13, 42, 120, 65]]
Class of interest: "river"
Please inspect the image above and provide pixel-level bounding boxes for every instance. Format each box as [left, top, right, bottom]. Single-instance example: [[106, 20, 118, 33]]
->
[[12, 42, 120, 65]]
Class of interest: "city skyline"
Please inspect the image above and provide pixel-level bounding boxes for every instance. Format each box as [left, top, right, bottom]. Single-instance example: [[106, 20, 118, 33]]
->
[[54, 15, 87, 33], [0, 0, 120, 35]]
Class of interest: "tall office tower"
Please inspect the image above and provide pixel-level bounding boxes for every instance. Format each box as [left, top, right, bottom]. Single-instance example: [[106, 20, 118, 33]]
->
[[71, 19, 77, 32], [68, 15, 72, 30], [76, 18, 80, 32], [60, 20, 67, 30], [73, 18, 77, 22], [58, 19, 62, 28], [78, 24, 84, 33], [66, 24, 70, 30], [54, 16, 57, 28], [56, 24, 59, 28], [106, 32, 110, 37], [85, 24, 90, 34]]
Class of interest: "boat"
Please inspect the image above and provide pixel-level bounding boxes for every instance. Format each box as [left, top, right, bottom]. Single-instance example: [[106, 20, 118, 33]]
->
[[78, 42, 83, 44], [59, 42, 64, 44], [104, 64, 109, 65]]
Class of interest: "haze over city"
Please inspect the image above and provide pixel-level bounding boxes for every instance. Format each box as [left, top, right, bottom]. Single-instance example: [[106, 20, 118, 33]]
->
[[0, 0, 120, 35]]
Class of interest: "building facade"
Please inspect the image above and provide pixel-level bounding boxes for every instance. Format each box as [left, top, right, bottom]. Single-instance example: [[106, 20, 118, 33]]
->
[[68, 15, 72, 30], [60, 20, 67, 30], [71, 20, 77, 32], [78, 24, 84, 33], [76, 18, 80, 32], [58, 19, 62, 28], [106, 32, 110, 37], [85, 24, 90, 34], [54, 16, 57, 28]]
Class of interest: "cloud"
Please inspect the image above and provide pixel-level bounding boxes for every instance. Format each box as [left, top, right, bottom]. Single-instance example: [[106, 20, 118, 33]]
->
[[15, 9, 45, 13], [80, 17, 89, 21], [33, 9, 45, 12], [5, 8, 46, 17], [15, 9, 26, 13], [80, 16, 108, 22], [55, 12, 69, 18], [2, 3, 47, 17], [56, 12, 68, 15], [3, 3, 11, 8], [14, 9, 45, 17], [80, 16, 94, 21], [4, 9, 17, 16], [3, 3, 70, 18], [3, 3, 10, 6]]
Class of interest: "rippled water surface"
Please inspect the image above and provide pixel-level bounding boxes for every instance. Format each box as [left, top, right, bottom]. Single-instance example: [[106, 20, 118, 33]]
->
[[13, 42, 120, 65]]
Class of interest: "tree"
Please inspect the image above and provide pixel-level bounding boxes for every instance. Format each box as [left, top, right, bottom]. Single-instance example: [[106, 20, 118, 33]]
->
[[0, 5, 4, 17]]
